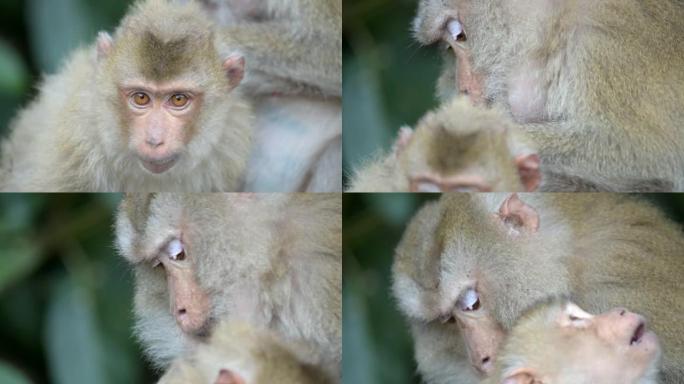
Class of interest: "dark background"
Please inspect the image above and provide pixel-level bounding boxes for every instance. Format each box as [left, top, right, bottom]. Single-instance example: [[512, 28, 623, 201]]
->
[[0, 194, 158, 384], [342, 194, 684, 384], [0, 0, 134, 139], [0, 3, 152, 383], [342, 0, 443, 188]]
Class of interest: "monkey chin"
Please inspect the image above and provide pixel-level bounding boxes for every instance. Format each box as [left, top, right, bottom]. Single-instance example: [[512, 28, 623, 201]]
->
[[139, 154, 180, 174]]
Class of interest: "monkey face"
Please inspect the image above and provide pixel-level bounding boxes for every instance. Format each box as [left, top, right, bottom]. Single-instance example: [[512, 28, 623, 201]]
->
[[119, 84, 203, 174], [547, 302, 661, 383]]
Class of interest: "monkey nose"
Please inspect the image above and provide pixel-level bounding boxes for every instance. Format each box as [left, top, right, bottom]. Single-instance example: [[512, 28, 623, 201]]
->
[[145, 136, 164, 148], [473, 355, 494, 375]]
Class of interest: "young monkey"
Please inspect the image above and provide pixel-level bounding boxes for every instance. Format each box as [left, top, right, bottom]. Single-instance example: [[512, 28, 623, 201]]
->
[[348, 97, 539, 192], [158, 322, 326, 384], [484, 298, 661, 384], [0, 0, 252, 192]]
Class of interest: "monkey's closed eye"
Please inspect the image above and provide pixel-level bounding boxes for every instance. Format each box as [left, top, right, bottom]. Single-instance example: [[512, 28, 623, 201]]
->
[[440, 314, 457, 324], [457, 288, 481, 312]]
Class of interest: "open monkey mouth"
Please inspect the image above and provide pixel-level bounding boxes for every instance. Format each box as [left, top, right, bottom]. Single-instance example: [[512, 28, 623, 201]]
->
[[630, 321, 645, 345], [139, 154, 179, 174]]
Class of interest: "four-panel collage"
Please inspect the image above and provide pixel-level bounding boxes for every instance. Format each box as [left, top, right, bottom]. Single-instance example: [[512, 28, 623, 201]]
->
[[0, 1, 682, 384]]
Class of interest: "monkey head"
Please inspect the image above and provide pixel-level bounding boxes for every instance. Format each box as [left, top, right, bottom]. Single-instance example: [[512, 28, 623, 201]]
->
[[493, 298, 661, 384], [94, 0, 249, 178]]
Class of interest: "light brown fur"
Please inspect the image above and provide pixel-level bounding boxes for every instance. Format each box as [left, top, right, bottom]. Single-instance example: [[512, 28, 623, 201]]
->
[[158, 322, 328, 384], [392, 194, 684, 383], [482, 298, 660, 384], [414, 0, 684, 191], [207, 0, 342, 192], [349, 97, 536, 192], [115, 193, 341, 381], [0, 0, 253, 192]]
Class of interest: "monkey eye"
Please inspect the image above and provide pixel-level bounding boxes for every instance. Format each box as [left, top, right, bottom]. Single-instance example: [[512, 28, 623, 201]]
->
[[131, 92, 151, 107], [151, 259, 161, 268], [167, 239, 186, 261], [446, 20, 467, 42], [457, 288, 481, 312], [562, 303, 593, 328], [169, 93, 190, 108]]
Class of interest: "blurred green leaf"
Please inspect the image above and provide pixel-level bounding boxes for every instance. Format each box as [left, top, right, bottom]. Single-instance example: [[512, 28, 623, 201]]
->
[[27, 0, 94, 73], [0, 40, 29, 95], [342, 58, 392, 174], [45, 278, 108, 384], [0, 361, 31, 384], [0, 236, 41, 293], [342, 279, 377, 384]]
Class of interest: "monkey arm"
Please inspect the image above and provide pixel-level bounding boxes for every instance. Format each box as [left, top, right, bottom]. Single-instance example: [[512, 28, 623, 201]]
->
[[218, 22, 341, 98]]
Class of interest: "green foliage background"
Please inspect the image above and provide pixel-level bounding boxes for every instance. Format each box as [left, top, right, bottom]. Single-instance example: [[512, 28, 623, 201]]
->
[[0, 2, 158, 383], [342, 194, 684, 384], [342, 0, 443, 188], [0, 194, 157, 384], [0, 0, 134, 138]]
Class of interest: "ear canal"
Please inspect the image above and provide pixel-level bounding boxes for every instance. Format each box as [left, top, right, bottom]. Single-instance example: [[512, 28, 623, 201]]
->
[[96, 32, 114, 61], [515, 154, 541, 192], [498, 193, 540, 233]]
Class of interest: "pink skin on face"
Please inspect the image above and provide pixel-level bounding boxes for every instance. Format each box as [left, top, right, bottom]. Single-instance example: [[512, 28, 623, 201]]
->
[[457, 313, 504, 375], [120, 80, 203, 174], [444, 19, 485, 105], [157, 238, 211, 334]]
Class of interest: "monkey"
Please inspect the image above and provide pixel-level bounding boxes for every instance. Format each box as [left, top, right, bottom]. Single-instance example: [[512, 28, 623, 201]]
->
[[392, 193, 684, 383], [158, 322, 328, 384], [0, 0, 253, 192], [481, 298, 661, 384], [115, 193, 341, 381], [348, 97, 540, 192], [206, 0, 343, 192], [412, 0, 684, 191]]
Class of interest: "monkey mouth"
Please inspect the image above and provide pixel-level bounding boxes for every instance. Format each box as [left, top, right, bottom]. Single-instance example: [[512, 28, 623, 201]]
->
[[630, 322, 646, 345], [139, 154, 179, 174]]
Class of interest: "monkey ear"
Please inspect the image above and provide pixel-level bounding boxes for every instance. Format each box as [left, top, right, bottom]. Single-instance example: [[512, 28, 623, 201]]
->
[[223, 54, 246, 90], [214, 369, 246, 384], [515, 154, 541, 192], [96, 32, 114, 61], [497, 194, 540, 234], [501, 369, 537, 384], [392, 126, 414, 157]]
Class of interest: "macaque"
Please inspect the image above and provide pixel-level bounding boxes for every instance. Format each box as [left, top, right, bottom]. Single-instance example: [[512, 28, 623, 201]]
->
[[348, 97, 539, 192], [207, 0, 343, 192], [482, 298, 661, 384], [413, 0, 684, 191], [158, 322, 327, 384], [0, 0, 253, 192], [392, 193, 684, 383], [115, 193, 341, 381]]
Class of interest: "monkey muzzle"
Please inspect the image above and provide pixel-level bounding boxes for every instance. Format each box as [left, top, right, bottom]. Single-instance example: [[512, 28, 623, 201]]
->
[[139, 154, 180, 174]]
